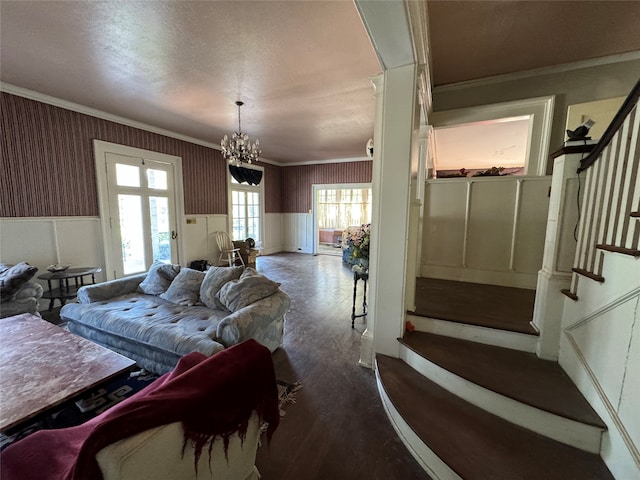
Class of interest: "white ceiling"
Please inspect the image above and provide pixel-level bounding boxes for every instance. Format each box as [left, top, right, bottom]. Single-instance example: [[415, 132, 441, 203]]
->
[[1, 1, 639, 165]]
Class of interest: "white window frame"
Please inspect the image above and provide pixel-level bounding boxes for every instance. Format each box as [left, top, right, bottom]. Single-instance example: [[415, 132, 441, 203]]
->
[[226, 164, 265, 243], [93, 140, 186, 280], [312, 182, 372, 255], [430, 96, 555, 176]]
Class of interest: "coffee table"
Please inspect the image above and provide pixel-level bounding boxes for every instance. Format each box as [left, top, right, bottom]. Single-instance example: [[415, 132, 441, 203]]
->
[[0, 313, 136, 432]]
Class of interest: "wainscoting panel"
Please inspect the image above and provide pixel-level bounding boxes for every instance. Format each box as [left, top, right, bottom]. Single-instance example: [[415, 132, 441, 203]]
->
[[0, 217, 106, 310], [183, 215, 228, 267], [282, 213, 313, 254], [264, 213, 283, 256], [421, 176, 551, 289]]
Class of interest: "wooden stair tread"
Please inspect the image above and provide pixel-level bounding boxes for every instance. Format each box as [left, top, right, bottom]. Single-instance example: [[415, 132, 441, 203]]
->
[[400, 332, 605, 428], [376, 354, 614, 480], [413, 278, 538, 335]]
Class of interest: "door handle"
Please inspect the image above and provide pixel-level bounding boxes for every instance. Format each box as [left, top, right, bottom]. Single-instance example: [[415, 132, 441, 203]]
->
[[171, 230, 178, 240]]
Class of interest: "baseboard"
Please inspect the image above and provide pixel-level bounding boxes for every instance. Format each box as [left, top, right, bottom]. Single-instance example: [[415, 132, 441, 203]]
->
[[420, 264, 537, 290]]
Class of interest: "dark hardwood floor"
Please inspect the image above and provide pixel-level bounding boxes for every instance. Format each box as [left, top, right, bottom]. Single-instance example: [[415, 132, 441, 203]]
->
[[413, 277, 538, 335], [254, 253, 430, 480]]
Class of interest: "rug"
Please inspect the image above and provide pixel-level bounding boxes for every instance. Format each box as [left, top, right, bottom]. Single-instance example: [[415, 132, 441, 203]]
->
[[276, 379, 303, 417], [0, 370, 301, 450]]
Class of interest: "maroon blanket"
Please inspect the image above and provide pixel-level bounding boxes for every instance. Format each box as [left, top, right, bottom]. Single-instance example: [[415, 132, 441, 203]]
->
[[1, 339, 280, 480]]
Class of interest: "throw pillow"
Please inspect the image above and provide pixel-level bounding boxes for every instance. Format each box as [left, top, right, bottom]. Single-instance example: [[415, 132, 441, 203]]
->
[[217, 268, 281, 312], [160, 268, 206, 306], [138, 261, 181, 295], [199, 266, 244, 310], [0, 262, 38, 301]]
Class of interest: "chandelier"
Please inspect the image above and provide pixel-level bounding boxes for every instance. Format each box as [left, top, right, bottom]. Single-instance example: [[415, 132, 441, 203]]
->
[[220, 101, 261, 166]]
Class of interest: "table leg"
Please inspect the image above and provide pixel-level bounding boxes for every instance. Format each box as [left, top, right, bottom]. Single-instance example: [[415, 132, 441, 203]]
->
[[363, 279, 367, 313], [351, 273, 358, 328]]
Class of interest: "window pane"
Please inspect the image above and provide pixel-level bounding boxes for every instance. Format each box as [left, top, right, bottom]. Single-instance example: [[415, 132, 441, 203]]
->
[[149, 196, 171, 263], [118, 194, 145, 274], [116, 164, 140, 187], [147, 169, 168, 190]]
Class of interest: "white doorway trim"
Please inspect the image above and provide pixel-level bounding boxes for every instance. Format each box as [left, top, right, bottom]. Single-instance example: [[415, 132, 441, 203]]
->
[[430, 96, 555, 176], [311, 183, 372, 256], [93, 140, 186, 279]]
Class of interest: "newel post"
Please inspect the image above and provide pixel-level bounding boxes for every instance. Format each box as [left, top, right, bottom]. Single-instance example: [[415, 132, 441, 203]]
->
[[532, 145, 594, 360]]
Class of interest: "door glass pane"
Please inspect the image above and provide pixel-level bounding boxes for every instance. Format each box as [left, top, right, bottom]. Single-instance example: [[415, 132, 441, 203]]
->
[[116, 164, 140, 187], [149, 196, 171, 263], [118, 194, 146, 274], [147, 169, 168, 190]]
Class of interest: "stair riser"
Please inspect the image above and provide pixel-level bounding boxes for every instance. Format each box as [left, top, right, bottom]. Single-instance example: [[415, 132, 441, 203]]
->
[[375, 367, 463, 480], [407, 314, 538, 353], [400, 344, 604, 453]]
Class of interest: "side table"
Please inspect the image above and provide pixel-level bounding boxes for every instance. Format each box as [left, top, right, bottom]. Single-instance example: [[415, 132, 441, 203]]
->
[[37, 267, 102, 311], [351, 267, 369, 328]]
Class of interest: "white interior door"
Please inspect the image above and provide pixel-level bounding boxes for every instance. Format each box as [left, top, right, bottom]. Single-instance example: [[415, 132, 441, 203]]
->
[[94, 140, 185, 280]]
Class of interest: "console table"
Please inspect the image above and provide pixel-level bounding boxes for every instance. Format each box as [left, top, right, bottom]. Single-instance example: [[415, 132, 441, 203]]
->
[[37, 267, 102, 311], [351, 266, 368, 328]]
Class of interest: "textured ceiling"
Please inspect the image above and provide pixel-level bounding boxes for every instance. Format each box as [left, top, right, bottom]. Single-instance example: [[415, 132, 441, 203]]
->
[[1, 1, 639, 164], [428, 0, 640, 86]]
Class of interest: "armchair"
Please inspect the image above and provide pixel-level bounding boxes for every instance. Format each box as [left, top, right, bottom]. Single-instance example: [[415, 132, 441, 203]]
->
[[0, 340, 280, 480], [0, 262, 42, 318]]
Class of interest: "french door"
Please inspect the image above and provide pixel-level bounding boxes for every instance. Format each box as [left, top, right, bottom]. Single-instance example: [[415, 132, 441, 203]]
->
[[94, 141, 184, 279]]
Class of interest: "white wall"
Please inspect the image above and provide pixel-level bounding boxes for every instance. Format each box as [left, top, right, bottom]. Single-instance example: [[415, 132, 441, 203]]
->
[[0, 213, 289, 311], [0, 212, 297, 308], [0, 217, 106, 311], [421, 175, 551, 289], [560, 253, 640, 479], [280, 213, 314, 254]]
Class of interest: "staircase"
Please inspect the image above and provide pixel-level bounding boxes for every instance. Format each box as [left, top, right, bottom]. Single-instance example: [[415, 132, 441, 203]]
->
[[375, 80, 639, 479], [376, 315, 613, 479]]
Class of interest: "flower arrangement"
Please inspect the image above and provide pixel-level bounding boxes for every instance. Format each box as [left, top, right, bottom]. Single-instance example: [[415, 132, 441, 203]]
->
[[342, 224, 371, 266]]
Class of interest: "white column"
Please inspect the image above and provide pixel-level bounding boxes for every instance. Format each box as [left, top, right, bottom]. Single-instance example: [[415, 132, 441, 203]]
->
[[360, 64, 418, 367], [358, 73, 384, 368], [533, 151, 585, 360]]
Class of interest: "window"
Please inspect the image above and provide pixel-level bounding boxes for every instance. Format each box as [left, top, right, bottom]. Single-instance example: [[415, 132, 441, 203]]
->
[[228, 166, 263, 242], [231, 190, 260, 241], [317, 188, 371, 229]]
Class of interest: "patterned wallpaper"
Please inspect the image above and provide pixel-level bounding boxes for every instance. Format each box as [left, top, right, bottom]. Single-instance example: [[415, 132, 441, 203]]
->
[[1, 92, 372, 217], [280, 161, 373, 213], [1, 93, 227, 217], [262, 162, 282, 213]]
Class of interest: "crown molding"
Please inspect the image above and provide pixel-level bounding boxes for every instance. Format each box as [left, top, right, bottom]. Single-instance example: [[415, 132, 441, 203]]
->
[[283, 156, 372, 167], [434, 51, 640, 93], [0, 82, 230, 152], [1, 82, 370, 169]]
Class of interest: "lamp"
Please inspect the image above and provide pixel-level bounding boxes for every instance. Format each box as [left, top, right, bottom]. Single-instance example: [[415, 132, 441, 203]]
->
[[220, 101, 261, 166]]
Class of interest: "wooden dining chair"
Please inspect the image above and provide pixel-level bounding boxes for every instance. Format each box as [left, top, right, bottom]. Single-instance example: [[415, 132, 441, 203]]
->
[[214, 231, 245, 267]]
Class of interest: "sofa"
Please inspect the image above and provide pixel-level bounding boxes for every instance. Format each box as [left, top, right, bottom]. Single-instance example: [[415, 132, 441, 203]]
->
[[60, 263, 290, 374], [1, 340, 280, 480], [0, 262, 43, 318]]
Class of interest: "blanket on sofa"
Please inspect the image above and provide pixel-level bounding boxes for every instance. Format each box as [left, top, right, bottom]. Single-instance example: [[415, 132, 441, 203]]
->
[[0, 340, 280, 480]]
